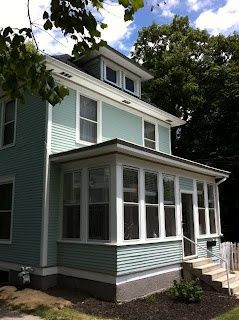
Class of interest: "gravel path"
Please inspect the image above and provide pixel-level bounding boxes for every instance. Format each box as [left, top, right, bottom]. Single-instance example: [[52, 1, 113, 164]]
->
[[0, 308, 42, 320]]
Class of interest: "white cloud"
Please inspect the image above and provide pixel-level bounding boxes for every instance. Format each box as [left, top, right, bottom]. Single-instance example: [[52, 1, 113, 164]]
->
[[195, 0, 239, 34], [187, 0, 213, 12], [0, 0, 134, 55], [150, 0, 179, 19]]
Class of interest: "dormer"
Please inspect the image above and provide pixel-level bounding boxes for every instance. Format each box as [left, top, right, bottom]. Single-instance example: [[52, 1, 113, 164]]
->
[[72, 46, 154, 98]]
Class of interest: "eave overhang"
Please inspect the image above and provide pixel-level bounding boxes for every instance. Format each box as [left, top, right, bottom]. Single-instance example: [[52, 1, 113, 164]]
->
[[50, 139, 230, 179]]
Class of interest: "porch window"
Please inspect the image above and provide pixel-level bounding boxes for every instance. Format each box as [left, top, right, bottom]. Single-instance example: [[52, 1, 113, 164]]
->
[[123, 168, 139, 240], [80, 95, 97, 143], [144, 121, 156, 150], [62, 171, 81, 239], [145, 172, 159, 238], [163, 175, 176, 237], [197, 182, 206, 235], [208, 184, 216, 234], [88, 167, 110, 241], [2, 100, 16, 147], [0, 182, 13, 240]]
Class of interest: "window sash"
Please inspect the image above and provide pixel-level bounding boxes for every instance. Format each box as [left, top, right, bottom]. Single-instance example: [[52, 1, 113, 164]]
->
[[79, 95, 98, 143], [124, 204, 139, 240], [125, 77, 135, 93], [105, 66, 117, 84], [2, 100, 16, 147]]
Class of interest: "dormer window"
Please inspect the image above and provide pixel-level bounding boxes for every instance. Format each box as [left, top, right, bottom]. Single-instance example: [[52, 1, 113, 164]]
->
[[125, 76, 135, 93], [106, 66, 117, 84]]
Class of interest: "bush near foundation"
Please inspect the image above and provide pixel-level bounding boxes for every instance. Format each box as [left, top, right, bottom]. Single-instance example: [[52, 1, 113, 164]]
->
[[168, 279, 203, 303]]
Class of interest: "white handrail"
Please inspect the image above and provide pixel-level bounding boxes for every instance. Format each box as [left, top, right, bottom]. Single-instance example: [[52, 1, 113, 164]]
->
[[183, 235, 231, 296]]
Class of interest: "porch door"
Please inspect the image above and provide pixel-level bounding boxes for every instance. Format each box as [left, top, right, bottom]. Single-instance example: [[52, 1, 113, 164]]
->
[[181, 193, 196, 257]]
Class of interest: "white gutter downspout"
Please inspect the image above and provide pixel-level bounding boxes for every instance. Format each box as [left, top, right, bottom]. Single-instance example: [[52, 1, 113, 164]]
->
[[216, 177, 228, 238]]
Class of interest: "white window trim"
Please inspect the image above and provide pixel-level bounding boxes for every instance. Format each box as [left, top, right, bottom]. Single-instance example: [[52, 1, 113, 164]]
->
[[0, 99, 17, 150], [163, 174, 177, 238], [143, 120, 157, 150], [0, 176, 15, 244], [123, 73, 139, 96], [207, 183, 218, 236], [103, 60, 121, 87], [76, 90, 100, 146]]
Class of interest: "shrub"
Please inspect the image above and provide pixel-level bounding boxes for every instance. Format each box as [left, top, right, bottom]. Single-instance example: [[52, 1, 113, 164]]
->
[[168, 279, 203, 303]]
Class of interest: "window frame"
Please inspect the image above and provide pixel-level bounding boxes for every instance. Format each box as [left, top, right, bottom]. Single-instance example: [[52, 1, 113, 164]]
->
[[61, 170, 81, 240], [103, 61, 120, 87], [0, 177, 14, 244], [163, 174, 177, 238], [143, 120, 156, 150], [87, 165, 111, 243], [76, 92, 100, 146], [207, 183, 217, 235], [196, 181, 207, 236], [0, 99, 17, 150], [122, 166, 140, 242]]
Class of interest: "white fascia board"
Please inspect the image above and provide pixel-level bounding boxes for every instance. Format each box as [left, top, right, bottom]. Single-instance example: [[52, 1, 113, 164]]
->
[[46, 56, 185, 127]]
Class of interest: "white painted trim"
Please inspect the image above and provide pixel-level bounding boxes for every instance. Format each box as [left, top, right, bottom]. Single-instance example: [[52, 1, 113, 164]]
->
[[116, 164, 123, 244], [110, 163, 117, 243], [139, 168, 146, 241], [0, 99, 17, 150], [0, 176, 15, 244]]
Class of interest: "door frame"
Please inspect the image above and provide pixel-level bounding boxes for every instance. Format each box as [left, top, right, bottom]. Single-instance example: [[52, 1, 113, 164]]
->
[[180, 190, 198, 260]]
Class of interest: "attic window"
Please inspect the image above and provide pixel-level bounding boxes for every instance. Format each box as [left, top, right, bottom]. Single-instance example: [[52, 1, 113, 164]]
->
[[59, 71, 72, 79], [105, 66, 117, 84], [125, 77, 135, 93]]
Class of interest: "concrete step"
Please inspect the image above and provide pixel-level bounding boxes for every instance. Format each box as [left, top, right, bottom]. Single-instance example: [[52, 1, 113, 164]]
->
[[214, 273, 239, 287], [224, 279, 239, 293], [185, 257, 213, 268], [203, 268, 227, 280], [196, 263, 220, 274]]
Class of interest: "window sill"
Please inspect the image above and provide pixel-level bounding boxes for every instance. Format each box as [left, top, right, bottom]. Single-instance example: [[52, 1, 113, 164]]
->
[[197, 234, 220, 239], [0, 240, 11, 245], [57, 240, 115, 246], [0, 143, 15, 151], [76, 140, 96, 147]]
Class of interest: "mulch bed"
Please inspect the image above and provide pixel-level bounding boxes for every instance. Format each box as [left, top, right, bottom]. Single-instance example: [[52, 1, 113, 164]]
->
[[50, 289, 239, 320]]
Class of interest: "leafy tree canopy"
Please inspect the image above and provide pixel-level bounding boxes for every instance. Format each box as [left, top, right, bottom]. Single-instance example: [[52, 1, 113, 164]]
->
[[133, 16, 239, 160], [0, 0, 144, 105]]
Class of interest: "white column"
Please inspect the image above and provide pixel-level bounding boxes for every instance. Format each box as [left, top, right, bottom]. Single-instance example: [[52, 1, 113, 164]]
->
[[110, 164, 117, 243], [215, 184, 222, 235], [116, 164, 123, 244], [139, 168, 146, 241], [81, 168, 88, 242], [159, 172, 165, 238], [193, 179, 199, 239]]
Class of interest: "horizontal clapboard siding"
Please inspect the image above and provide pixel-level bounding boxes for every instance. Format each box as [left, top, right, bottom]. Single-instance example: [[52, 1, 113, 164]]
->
[[117, 241, 182, 275], [197, 238, 220, 259], [58, 243, 117, 275], [179, 177, 194, 191], [0, 95, 46, 266]]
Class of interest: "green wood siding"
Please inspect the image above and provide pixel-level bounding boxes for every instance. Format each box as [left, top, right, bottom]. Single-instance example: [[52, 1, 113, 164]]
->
[[158, 125, 171, 154], [58, 243, 117, 275], [0, 95, 46, 266], [197, 238, 220, 259], [117, 241, 182, 275], [179, 177, 194, 191], [102, 102, 142, 145]]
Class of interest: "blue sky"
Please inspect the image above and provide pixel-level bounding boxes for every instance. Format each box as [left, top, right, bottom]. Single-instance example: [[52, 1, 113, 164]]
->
[[0, 0, 238, 56]]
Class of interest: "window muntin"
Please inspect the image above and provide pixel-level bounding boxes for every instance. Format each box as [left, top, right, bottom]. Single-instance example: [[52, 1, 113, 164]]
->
[[163, 175, 176, 237], [197, 182, 206, 235], [105, 66, 117, 84], [144, 121, 156, 150], [88, 167, 110, 241], [125, 77, 135, 93], [0, 182, 13, 240], [2, 100, 16, 147], [123, 168, 139, 240], [208, 184, 216, 234], [62, 171, 81, 239], [79, 95, 97, 143], [145, 172, 159, 238]]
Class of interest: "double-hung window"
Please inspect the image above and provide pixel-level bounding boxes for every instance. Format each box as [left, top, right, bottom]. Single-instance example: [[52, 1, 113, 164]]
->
[[197, 182, 206, 235], [79, 95, 97, 143], [145, 172, 159, 238], [208, 184, 216, 234], [0, 181, 14, 241], [105, 66, 117, 85], [125, 76, 135, 93], [123, 168, 139, 240], [1, 100, 16, 147], [88, 167, 110, 241], [163, 175, 176, 237], [62, 171, 81, 239], [144, 121, 156, 150]]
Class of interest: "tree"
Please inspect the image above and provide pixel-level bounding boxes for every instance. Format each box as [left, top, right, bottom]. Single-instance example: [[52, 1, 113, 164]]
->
[[133, 16, 239, 160], [0, 0, 144, 105]]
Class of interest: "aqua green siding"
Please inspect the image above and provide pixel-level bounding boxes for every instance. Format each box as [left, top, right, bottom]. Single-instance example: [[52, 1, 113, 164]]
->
[[58, 243, 117, 275], [158, 125, 171, 154], [179, 177, 194, 191], [0, 95, 46, 266], [197, 238, 220, 259], [47, 163, 61, 266], [116, 241, 182, 275], [102, 103, 142, 145]]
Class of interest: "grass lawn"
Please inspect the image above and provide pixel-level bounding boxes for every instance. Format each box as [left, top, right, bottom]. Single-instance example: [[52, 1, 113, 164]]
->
[[214, 306, 239, 320]]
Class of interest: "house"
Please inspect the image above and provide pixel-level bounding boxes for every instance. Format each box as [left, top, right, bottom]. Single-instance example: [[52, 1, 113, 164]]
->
[[0, 46, 229, 301]]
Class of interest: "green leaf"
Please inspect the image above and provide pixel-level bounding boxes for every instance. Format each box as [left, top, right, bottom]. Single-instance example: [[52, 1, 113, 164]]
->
[[43, 11, 49, 19], [44, 19, 53, 30]]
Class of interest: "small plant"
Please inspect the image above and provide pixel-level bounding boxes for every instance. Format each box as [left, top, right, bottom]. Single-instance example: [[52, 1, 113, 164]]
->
[[168, 279, 203, 303]]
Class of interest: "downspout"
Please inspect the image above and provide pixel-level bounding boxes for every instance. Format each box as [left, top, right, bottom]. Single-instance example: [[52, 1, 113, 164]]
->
[[216, 176, 228, 237]]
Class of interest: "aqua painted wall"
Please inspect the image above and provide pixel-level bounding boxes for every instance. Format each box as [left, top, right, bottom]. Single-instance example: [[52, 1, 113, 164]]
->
[[102, 102, 143, 145], [158, 125, 171, 154], [179, 177, 194, 191], [0, 95, 46, 267], [197, 238, 220, 260], [116, 240, 182, 275]]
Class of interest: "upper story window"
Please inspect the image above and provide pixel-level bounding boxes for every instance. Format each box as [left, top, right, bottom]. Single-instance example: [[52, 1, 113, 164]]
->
[[144, 121, 156, 149], [0, 180, 14, 241], [106, 66, 117, 84], [125, 76, 135, 93], [79, 95, 97, 143], [1, 100, 16, 148]]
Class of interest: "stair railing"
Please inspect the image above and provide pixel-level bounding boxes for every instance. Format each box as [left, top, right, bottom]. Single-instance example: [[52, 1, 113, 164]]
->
[[183, 235, 231, 296]]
